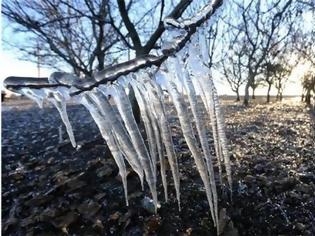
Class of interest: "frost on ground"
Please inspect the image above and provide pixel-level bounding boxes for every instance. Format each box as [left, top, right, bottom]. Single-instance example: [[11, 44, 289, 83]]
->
[[2, 99, 315, 235]]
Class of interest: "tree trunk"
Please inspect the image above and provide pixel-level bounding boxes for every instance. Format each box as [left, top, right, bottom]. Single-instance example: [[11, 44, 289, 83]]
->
[[128, 85, 141, 123], [276, 88, 280, 101], [244, 81, 250, 106], [305, 90, 311, 105], [267, 83, 272, 103], [252, 88, 256, 99], [277, 82, 282, 101], [236, 89, 240, 102]]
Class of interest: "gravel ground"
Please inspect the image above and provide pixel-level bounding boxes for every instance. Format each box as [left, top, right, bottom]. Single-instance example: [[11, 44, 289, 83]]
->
[[2, 97, 315, 236]]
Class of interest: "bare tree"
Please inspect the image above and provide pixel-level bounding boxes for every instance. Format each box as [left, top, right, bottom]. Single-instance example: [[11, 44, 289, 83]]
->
[[220, 43, 246, 101], [302, 70, 315, 106], [262, 61, 277, 103], [226, 0, 295, 106], [274, 63, 292, 102]]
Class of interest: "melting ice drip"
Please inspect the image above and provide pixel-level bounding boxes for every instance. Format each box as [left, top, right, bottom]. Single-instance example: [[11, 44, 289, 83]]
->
[[5, 1, 231, 233]]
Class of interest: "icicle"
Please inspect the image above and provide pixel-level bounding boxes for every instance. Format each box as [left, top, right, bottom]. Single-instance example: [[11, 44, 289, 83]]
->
[[170, 56, 219, 229], [147, 79, 182, 206], [162, 70, 216, 225], [187, 44, 224, 185], [137, 75, 181, 209], [128, 78, 169, 201], [80, 94, 129, 205], [44, 90, 76, 148], [88, 89, 144, 189], [193, 75, 224, 185], [130, 77, 169, 202], [109, 83, 158, 211], [123, 79, 157, 180], [207, 79, 232, 191], [20, 88, 45, 108], [187, 43, 232, 190]]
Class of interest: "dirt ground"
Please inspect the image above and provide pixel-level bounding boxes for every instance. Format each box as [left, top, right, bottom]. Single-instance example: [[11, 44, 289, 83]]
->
[[2, 97, 315, 235]]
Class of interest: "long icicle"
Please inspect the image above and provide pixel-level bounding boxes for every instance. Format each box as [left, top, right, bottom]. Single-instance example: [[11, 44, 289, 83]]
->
[[81, 94, 129, 205], [171, 56, 219, 230], [207, 79, 232, 191], [142, 77, 181, 209], [163, 71, 216, 225], [127, 80, 157, 180], [94, 86, 158, 210], [89, 89, 145, 189], [188, 35, 231, 190], [186, 39, 232, 190], [187, 47, 224, 186], [130, 79, 168, 201], [108, 84, 158, 211]]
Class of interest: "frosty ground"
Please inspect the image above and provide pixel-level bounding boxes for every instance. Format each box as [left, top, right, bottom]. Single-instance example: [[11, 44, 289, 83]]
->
[[2, 97, 315, 235]]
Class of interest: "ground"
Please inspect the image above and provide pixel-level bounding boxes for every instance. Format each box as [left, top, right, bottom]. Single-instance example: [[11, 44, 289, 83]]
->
[[2, 97, 315, 235]]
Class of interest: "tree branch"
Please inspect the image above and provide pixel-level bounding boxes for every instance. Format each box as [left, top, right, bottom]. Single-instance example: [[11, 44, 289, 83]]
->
[[117, 0, 143, 54]]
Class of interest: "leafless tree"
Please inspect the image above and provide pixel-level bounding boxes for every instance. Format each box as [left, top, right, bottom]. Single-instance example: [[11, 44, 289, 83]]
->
[[220, 42, 246, 101], [302, 70, 315, 106], [226, 0, 295, 106], [274, 63, 292, 102]]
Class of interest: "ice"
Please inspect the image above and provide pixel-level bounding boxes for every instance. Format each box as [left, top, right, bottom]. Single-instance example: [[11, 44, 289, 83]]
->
[[18, 87, 76, 148], [89, 88, 145, 188], [4, 0, 232, 229], [110, 83, 158, 211], [93, 55, 159, 82], [181, 4, 213, 26], [147, 79, 181, 206], [20, 88, 45, 108], [80, 94, 129, 205], [136, 73, 181, 208], [207, 79, 232, 190], [130, 76, 168, 201], [128, 77, 158, 182], [170, 56, 219, 227], [49, 72, 79, 86], [163, 71, 216, 224], [187, 42, 232, 190], [192, 74, 224, 185], [44, 90, 76, 148]]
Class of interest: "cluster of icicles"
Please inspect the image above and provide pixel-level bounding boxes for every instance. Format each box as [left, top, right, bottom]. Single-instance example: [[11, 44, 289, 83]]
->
[[16, 40, 232, 233]]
